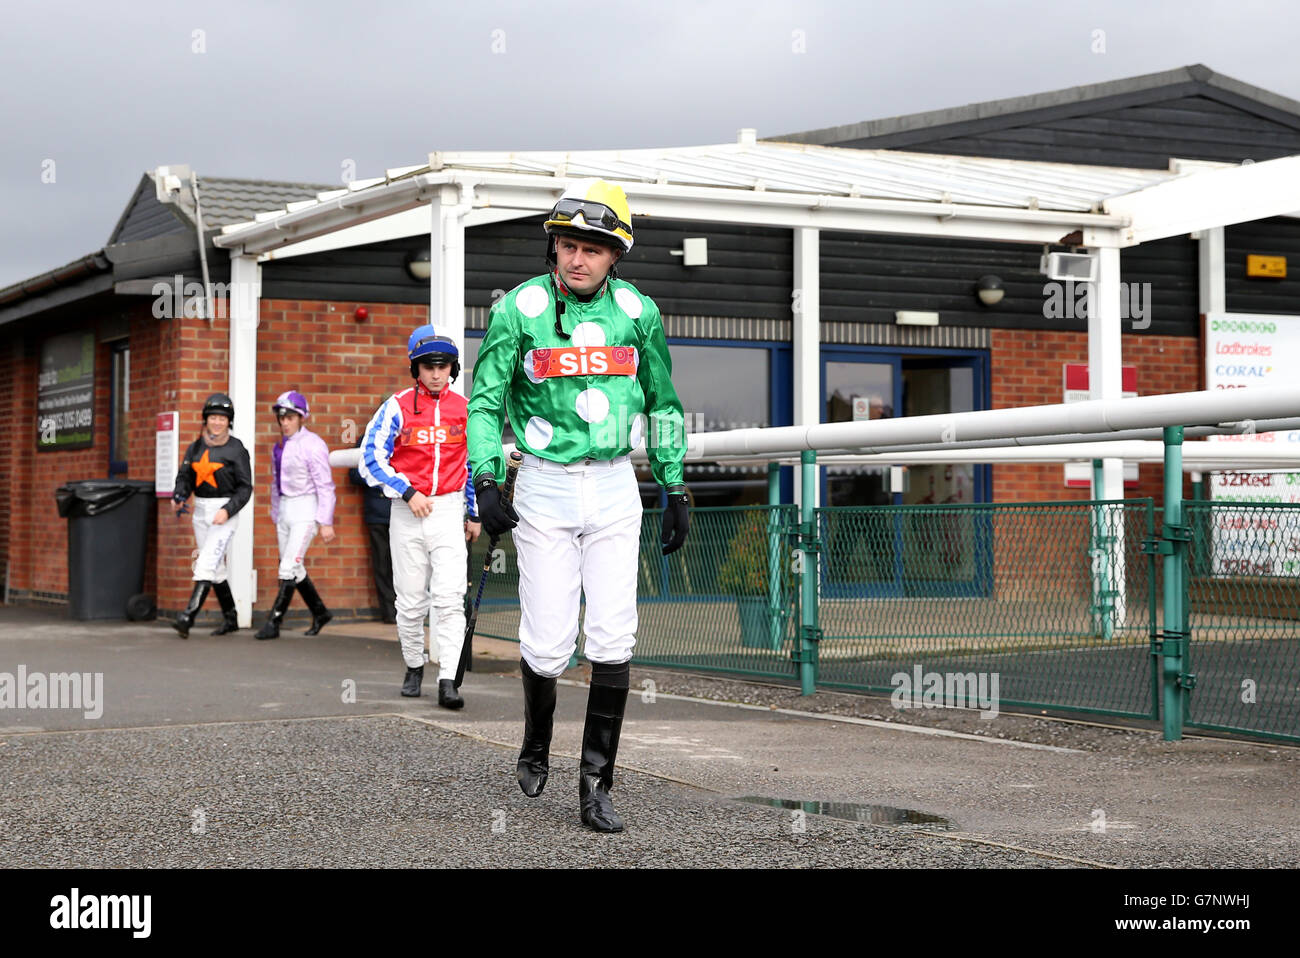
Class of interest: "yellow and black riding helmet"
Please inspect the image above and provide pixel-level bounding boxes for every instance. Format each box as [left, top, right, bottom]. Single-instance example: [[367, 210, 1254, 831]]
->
[[544, 179, 634, 269]]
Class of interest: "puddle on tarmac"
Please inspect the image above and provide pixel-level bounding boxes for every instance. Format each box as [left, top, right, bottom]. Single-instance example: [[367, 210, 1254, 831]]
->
[[734, 796, 956, 830]]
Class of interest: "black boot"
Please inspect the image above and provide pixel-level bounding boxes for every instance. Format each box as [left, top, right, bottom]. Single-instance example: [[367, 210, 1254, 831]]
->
[[296, 575, 332, 635], [517, 659, 557, 798], [401, 665, 424, 697], [438, 678, 464, 710], [579, 663, 631, 833], [255, 579, 296, 640], [172, 581, 212, 639], [209, 581, 239, 635]]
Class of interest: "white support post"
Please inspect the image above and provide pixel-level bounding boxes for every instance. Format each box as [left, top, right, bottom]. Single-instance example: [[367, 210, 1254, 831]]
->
[[1197, 226, 1225, 316], [793, 227, 820, 509], [228, 254, 261, 628], [1088, 245, 1126, 629], [430, 185, 468, 396], [1088, 247, 1125, 499]]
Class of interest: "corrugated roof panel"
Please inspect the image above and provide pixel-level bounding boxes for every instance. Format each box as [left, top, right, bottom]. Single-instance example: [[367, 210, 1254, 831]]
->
[[216, 140, 1193, 235]]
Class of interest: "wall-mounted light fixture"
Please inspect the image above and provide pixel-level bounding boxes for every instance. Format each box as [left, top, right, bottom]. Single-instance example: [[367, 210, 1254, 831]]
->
[[406, 248, 432, 281], [975, 274, 1005, 306]]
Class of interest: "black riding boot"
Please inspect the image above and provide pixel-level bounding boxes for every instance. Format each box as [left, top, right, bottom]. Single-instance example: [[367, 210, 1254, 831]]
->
[[210, 580, 239, 635], [256, 579, 296, 640], [438, 679, 464, 710], [578, 662, 631, 833], [172, 581, 212, 639], [517, 659, 558, 798], [401, 665, 424, 697], [296, 575, 332, 635]]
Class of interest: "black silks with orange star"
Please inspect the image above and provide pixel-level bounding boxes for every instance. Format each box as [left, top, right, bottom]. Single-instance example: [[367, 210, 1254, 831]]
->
[[191, 449, 225, 489], [173, 435, 253, 515]]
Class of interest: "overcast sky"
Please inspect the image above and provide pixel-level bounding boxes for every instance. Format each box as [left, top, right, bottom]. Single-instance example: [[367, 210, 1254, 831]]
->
[[3, 0, 1300, 288]]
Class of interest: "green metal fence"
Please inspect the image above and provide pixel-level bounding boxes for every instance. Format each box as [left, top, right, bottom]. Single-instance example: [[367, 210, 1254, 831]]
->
[[471, 505, 802, 681], [814, 500, 1158, 720], [468, 493, 1300, 743], [1182, 501, 1300, 742]]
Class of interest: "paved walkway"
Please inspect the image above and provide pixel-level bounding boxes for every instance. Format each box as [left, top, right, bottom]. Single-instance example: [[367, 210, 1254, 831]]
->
[[1, 606, 1296, 868]]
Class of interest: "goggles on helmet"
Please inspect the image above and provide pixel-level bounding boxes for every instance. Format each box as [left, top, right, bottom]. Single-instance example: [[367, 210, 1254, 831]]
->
[[547, 199, 631, 236], [409, 334, 458, 359]]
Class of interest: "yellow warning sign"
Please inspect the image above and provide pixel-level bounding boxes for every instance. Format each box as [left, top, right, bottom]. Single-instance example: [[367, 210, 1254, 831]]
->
[[1246, 255, 1286, 278]]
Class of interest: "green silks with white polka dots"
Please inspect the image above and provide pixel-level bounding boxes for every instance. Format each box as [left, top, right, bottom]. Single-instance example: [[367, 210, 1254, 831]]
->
[[467, 273, 687, 489]]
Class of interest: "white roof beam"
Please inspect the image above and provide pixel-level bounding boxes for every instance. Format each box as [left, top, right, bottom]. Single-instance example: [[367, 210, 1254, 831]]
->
[[258, 205, 535, 262], [215, 172, 456, 255], [1106, 154, 1300, 245]]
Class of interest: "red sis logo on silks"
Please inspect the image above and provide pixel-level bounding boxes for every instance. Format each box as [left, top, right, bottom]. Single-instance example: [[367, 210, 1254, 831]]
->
[[527, 346, 638, 383], [400, 423, 466, 446]]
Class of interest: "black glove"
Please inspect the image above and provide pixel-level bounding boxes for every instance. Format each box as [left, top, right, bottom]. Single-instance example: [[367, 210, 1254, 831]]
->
[[474, 476, 519, 538], [661, 484, 690, 556]]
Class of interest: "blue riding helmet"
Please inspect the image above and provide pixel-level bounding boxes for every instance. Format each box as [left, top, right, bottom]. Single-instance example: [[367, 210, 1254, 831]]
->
[[407, 324, 461, 380]]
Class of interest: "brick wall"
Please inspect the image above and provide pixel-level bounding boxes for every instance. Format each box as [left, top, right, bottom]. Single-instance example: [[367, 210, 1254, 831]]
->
[[4, 299, 433, 621], [244, 299, 429, 620], [989, 328, 1201, 504], [2, 314, 141, 604], [0, 336, 15, 597], [129, 304, 166, 601]]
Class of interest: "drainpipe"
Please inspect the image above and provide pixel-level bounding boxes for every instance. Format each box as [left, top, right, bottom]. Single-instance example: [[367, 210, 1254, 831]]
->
[[190, 172, 214, 324]]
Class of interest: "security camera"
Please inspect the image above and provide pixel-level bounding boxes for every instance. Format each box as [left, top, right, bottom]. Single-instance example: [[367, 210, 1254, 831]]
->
[[154, 164, 193, 204]]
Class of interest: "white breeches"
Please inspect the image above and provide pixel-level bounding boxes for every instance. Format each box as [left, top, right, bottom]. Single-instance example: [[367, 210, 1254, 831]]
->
[[390, 492, 468, 678], [276, 493, 318, 581], [191, 496, 238, 583], [512, 455, 642, 678]]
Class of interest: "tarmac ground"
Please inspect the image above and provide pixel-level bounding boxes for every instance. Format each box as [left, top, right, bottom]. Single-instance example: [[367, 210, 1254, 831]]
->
[[1, 604, 1297, 869]]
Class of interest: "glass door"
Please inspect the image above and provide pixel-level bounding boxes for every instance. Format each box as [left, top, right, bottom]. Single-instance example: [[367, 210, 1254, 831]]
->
[[824, 358, 897, 507], [900, 358, 985, 595], [821, 353, 902, 596], [820, 348, 988, 598]]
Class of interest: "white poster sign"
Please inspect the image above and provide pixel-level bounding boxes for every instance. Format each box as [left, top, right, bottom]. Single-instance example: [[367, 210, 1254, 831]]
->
[[155, 411, 178, 498], [1204, 313, 1300, 576]]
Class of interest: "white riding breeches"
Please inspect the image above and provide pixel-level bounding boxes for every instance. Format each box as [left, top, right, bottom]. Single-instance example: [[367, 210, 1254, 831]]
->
[[276, 493, 318, 582], [390, 492, 468, 678], [191, 496, 238, 583], [512, 454, 643, 678]]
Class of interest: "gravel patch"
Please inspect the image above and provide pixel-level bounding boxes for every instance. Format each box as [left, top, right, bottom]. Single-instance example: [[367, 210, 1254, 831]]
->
[[0, 715, 1058, 868]]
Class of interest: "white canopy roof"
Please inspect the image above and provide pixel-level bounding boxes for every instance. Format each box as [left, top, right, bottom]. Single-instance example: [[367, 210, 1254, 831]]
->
[[214, 135, 1300, 256]]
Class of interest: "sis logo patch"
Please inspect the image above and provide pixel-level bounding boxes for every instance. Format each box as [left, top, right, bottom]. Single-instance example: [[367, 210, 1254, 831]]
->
[[400, 422, 466, 446], [525, 346, 638, 384]]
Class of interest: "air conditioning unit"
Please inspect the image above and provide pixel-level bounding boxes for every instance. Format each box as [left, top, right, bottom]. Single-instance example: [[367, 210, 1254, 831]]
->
[[1040, 252, 1097, 282]]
